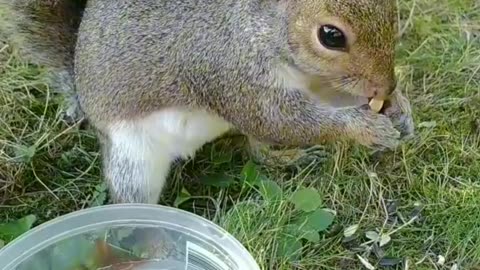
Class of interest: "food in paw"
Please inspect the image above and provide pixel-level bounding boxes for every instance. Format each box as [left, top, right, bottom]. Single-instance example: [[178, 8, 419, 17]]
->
[[368, 98, 384, 113]]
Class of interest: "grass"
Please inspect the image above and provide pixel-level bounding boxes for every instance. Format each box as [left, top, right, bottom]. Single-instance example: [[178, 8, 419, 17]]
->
[[0, 0, 479, 269]]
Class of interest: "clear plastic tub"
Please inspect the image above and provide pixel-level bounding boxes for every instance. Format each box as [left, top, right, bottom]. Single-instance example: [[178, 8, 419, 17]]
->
[[0, 204, 261, 270]]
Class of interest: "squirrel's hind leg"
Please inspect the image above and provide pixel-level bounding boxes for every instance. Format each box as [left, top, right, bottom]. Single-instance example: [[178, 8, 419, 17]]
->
[[101, 122, 172, 204], [100, 108, 231, 204]]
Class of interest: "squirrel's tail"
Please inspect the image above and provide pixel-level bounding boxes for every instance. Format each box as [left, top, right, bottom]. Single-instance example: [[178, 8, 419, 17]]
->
[[0, 0, 87, 119]]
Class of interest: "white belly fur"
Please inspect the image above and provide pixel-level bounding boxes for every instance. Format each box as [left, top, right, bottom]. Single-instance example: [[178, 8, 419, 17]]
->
[[109, 108, 232, 162], [122, 108, 230, 158]]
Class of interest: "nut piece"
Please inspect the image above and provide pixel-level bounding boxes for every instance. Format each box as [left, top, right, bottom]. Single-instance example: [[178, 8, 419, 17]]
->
[[369, 99, 384, 113]]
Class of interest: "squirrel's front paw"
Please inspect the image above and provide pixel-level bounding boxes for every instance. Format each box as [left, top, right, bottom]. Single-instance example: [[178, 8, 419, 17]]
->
[[348, 107, 401, 150], [383, 90, 415, 140]]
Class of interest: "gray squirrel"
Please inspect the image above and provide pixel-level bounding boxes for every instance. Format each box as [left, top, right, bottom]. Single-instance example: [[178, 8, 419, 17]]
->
[[0, 0, 414, 203]]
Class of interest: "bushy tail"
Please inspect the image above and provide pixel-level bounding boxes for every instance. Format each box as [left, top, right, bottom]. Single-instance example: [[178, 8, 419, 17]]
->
[[0, 0, 87, 120]]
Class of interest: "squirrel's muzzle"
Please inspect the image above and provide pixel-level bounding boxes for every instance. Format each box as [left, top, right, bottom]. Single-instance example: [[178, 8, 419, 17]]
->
[[369, 76, 397, 100]]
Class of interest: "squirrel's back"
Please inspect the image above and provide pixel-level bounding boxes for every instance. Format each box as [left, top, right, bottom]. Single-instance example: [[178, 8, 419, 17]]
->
[[75, 0, 287, 123]]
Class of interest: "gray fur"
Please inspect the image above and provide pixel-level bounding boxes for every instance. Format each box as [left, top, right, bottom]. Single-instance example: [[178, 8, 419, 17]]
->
[[75, 0, 400, 147], [4, 0, 414, 204]]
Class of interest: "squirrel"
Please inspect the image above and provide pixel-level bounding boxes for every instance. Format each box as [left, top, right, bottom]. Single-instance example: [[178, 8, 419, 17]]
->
[[0, 0, 414, 204]]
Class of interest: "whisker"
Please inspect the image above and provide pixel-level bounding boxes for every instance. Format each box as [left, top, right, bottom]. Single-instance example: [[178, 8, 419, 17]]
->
[[329, 77, 361, 94]]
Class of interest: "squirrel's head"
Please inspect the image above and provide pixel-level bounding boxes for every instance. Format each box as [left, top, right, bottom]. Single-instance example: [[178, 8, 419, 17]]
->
[[286, 0, 398, 100]]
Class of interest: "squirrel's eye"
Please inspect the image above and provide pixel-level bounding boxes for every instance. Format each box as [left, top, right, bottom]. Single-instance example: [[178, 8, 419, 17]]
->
[[318, 25, 347, 51]]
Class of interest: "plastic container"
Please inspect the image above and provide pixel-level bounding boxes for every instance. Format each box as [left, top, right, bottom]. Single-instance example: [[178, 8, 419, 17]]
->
[[0, 204, 261, 270]]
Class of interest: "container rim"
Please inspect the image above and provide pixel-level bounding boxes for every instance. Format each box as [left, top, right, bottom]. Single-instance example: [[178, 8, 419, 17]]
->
[[0, 204, 260, 270]]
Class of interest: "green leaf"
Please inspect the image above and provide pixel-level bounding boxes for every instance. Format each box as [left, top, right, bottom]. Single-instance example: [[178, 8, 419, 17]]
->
[[200, 173, 236, 188], [283, 224, 319, 243], [295, 209, 334, 232], [343, 224, 359, 238], [14, 145, 36, 163], [173, 187, 192, 207], [379, 234, 391, 247], [301, 230, 320, 243], [365, 231, 380, 241], [290, 187, 322, 212], [91, 191, 107, 207], [90, 183, 107, 207], [276, 235, 302, 261], [257, 180, 282, 201], [241, 160, 261, 185], [0, 215, 36, 242]]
